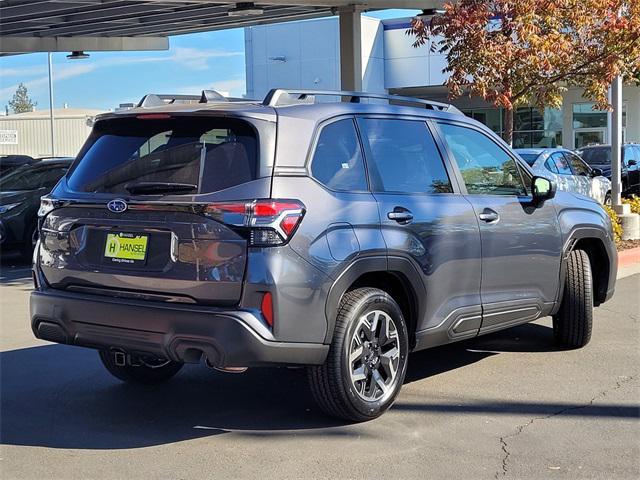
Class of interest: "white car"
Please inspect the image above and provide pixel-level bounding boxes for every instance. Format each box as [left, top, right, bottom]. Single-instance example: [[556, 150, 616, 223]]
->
[[516, 148, 611, 204]]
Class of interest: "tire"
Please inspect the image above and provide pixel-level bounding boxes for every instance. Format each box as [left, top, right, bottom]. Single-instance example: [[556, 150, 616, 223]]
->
[[307, 288, 409, 422], [98, 350, 183, 385], [603, 192, 611, 206], [553, 249, 593, 348]]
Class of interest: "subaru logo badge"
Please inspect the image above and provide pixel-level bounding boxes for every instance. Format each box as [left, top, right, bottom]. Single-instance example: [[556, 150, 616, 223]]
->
[[107, 199, 128, 213]]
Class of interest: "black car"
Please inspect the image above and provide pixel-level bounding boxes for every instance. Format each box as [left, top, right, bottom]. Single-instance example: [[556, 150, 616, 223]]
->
[[0, 158, 73, 258], [0, 154, 37, 176], [578, 144, 640, 195]]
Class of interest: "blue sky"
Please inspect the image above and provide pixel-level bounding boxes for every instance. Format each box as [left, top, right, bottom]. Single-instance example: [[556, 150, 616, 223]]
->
[[0, 9, 418, 112]]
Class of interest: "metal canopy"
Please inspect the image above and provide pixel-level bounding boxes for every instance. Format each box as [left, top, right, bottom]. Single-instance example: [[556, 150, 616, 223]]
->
[[0, 1, 429, 43]]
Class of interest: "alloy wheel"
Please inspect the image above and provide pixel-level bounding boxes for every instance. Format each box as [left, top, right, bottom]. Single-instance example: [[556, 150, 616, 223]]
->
[[348, 310, 401, 403]]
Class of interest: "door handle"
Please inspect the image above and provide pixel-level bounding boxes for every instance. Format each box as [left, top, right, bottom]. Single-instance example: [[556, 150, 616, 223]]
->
[[478, 209, 500, 223], [387, 207, 414, 224]]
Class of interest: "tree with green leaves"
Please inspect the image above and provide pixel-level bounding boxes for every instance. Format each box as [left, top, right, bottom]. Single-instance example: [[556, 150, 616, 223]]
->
[[8, 83, 37, 114], [408, 0, 640, 145]]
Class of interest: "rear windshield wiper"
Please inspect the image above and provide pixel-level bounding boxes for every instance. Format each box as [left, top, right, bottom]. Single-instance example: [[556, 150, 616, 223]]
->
[[125, 182, 198, 195]]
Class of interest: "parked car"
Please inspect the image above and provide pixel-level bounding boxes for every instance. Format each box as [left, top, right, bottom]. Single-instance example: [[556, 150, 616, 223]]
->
[[515, 148, 611, 204], [577, 144, 640, 195], [31, 89, 617, 422], [0, 158, 73, 258], [0, 154, 37, 176]]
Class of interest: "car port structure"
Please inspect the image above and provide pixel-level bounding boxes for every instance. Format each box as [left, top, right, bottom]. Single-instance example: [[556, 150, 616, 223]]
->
[[0, 0, 629, 221]]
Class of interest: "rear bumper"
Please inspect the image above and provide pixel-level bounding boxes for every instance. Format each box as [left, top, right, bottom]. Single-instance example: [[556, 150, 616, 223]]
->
[[30, 289, 328, 367]]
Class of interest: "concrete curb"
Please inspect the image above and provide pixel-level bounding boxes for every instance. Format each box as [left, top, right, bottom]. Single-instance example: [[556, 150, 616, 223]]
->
[[617, 246, 640, 280]]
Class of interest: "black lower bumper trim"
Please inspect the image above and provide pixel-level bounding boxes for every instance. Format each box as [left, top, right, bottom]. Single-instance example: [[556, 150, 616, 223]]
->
[[30, 290, 328, 367]]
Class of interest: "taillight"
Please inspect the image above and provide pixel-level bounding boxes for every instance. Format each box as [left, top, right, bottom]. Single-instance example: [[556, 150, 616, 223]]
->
[[204, 199, 305, 247]]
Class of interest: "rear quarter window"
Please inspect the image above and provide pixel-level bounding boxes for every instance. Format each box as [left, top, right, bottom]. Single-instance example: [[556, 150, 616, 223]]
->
[[309, 118, 368, 192], [67, 116, 258, 195]]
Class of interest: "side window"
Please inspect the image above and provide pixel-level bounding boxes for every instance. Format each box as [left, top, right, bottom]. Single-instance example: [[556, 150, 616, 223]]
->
[[438, 123, 526, 196], [357, 118, 452, 193], [516, 161, 532, 191], [310, 118, 367, 191], [550, 152, 572, 175], [545, 157, 560, 174], [624, 146, 638, 164], [565, 153, 590, 176]]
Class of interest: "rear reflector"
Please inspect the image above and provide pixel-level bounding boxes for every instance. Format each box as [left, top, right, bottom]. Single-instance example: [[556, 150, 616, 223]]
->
[[205, 199, 305, 247], [261, 292, 274, 327]]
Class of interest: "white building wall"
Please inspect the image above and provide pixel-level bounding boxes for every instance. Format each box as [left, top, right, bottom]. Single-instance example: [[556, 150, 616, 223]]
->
[[245, 16, 385, 99], [383, 18, 448, 89], [0, 110, 102, 158]]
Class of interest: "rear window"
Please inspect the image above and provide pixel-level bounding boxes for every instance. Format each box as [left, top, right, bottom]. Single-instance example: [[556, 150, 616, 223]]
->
[[579, 147, 610, 165], [67, 116, 257, 194]]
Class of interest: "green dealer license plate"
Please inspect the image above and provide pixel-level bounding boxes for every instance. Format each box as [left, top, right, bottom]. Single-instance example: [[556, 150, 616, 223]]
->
[[104, 232, 148, 264]]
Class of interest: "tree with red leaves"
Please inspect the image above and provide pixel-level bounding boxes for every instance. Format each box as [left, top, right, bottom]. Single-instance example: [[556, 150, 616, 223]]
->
[[408, 0, 640, 145]]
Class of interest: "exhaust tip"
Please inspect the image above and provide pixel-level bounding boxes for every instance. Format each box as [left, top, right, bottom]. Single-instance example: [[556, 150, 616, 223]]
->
[[205, 357, 247, 374]]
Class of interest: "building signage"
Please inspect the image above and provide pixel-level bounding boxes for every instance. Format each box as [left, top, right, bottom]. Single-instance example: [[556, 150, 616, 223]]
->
[[0, 130, 18, 145]]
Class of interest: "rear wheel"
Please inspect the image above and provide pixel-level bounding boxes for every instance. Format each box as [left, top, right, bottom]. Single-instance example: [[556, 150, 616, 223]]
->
[[603, 192, 611, 206], [99, 350, 183, 384], [553, 249, 593, 348], [307, 288, 409, 422]]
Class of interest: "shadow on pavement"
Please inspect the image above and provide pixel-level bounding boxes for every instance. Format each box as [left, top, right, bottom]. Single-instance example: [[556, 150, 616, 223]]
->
[[0, 255, 32, 286], [1, 323, 636, 450]]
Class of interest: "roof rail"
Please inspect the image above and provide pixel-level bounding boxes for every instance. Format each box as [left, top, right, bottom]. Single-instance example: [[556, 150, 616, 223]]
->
[[137, 89, 229, 108], [263, 89, 462, 114]]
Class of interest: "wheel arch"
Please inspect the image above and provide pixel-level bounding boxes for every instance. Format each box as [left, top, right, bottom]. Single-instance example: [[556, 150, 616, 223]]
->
[[324, 256, 426, 348], [558, 227, 616, 308]]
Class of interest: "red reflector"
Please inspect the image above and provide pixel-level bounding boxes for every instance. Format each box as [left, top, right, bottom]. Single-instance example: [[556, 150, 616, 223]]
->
[[261, 292, 274, 327], [280, 215, 301, 236], [136, 114, 172, 120]]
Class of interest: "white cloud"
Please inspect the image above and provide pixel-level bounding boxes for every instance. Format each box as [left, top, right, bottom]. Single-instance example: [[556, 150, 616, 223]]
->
[[171, 77, 246, 97], [0, 46, 244, 105], [1, 64, 47, 78], [168, 47, 243, 71], [0, 63, 96, 99]]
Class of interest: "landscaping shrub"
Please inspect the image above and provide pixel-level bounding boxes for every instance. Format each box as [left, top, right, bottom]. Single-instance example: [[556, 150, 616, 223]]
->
[[603, 205, 623, 243], [622, 194, 640, 215]]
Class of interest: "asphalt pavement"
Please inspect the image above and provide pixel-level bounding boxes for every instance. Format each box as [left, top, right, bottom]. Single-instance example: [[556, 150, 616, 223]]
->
[[1, 255, 638, 479]]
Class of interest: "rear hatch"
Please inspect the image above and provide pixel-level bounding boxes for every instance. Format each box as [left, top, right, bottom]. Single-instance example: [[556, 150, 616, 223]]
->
[[39, 113, 273, 306]]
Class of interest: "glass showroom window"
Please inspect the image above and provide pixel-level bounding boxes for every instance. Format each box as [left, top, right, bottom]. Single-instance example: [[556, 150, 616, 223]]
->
[[572, 102, 627, 148], [461, 107, 562, 148]]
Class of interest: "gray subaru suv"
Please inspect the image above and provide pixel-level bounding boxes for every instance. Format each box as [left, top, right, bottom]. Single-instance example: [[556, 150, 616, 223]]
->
[[31, 89, 617, 421]]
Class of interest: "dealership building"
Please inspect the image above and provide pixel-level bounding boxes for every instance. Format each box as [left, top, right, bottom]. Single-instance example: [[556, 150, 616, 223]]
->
[[245, 15, 640, 149]]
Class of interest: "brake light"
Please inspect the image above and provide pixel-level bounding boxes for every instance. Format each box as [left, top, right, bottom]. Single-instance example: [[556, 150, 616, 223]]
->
[[204, 199, 305, 246], [136, 114, 172, 120], [261, 292, 274, 327]]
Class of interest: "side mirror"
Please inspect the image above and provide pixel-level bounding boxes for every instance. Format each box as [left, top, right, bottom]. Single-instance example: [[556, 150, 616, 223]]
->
[[628, 159, 637, 166], [532, 176, 556, 204], [591, 168, 603, 177]]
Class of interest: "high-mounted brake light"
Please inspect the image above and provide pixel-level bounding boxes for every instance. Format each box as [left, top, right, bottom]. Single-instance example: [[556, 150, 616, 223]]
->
[[204, 199, 305, 247], [136, 114, 172, 120]]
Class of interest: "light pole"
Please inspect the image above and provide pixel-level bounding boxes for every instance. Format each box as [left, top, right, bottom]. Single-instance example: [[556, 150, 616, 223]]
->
[[47, 52, 55, 158], [610, 76, 624, 212]]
